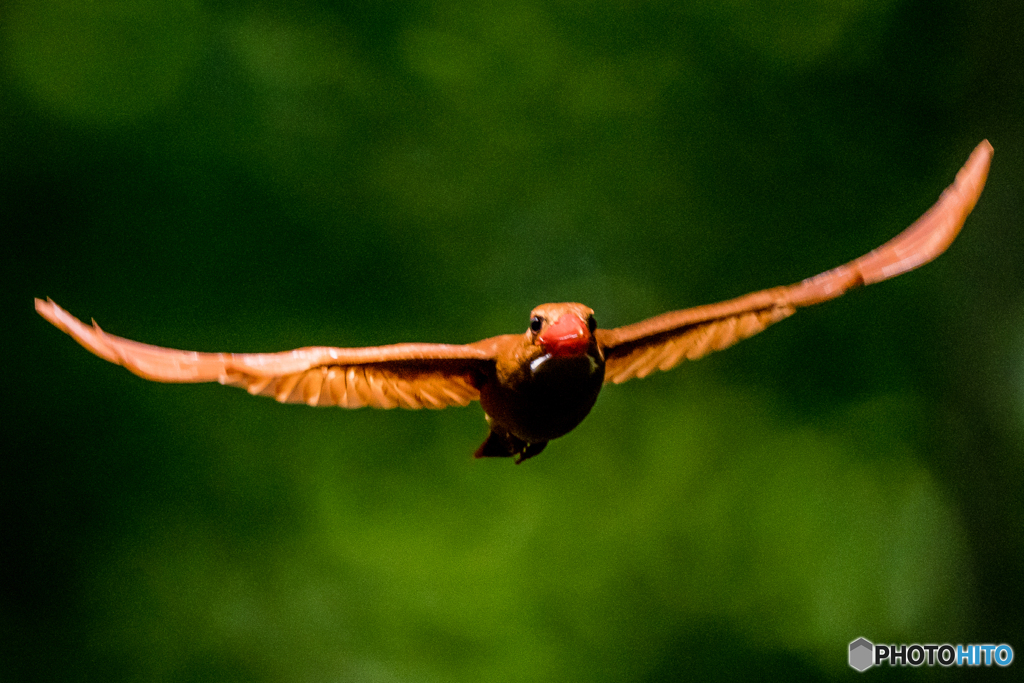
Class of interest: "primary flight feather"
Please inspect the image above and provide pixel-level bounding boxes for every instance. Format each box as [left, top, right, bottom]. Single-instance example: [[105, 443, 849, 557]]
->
[[37, 140, 993, 462]]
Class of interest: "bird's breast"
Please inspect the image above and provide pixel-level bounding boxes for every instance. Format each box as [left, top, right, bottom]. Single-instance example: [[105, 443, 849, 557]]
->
[[481, 350, 605, 443]]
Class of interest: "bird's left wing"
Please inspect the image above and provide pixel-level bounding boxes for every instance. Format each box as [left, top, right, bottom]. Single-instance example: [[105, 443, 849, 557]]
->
[[597, 139, 993, 384], [35, 298, 496, 409]]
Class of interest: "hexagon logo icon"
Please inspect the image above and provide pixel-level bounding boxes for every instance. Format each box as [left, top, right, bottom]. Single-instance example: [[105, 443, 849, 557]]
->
[[849, 638, 874, 671]]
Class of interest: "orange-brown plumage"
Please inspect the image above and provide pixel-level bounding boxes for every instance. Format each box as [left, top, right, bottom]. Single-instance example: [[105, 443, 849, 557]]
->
[[36, 140, 993, 462]]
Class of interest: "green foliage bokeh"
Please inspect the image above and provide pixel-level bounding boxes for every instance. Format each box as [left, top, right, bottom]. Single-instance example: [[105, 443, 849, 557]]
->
[[3, 1, 1022, 681]]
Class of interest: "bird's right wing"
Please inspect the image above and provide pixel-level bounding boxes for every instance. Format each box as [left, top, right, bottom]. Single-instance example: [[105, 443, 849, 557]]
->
[[36, 298, 498, 409], [597, 139, 993, 384]]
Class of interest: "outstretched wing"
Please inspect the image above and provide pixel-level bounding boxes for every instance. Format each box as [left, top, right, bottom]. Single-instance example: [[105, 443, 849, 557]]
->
[[35, 299, 496, 409], [597, 139, 993, 384]]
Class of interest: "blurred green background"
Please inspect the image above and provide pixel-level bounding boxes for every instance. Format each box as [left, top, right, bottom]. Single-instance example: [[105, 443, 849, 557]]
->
[[3, 0, 1022, 680]]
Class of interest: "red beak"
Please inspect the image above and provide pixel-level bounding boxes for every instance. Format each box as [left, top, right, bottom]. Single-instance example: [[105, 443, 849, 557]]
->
[[538, 314, 591, 357]]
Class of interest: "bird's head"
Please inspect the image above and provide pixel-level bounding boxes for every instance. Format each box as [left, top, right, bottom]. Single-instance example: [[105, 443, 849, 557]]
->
[[526, 303, 597, 358]]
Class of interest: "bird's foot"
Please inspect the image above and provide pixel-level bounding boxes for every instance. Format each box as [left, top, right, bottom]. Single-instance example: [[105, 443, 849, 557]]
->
[[473, 429, 548, 463]]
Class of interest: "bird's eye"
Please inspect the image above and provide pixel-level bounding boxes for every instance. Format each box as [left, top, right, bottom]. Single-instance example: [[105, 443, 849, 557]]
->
[[530, 316, 543, 333], [587, 315, 597, 333]]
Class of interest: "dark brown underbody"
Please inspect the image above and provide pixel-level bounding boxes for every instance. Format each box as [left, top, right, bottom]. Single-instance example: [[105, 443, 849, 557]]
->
[[475, 351, 605, 462]]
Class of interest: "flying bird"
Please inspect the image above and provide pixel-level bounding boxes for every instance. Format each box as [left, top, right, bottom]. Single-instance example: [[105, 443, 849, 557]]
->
[[37, 141, 993, 462]]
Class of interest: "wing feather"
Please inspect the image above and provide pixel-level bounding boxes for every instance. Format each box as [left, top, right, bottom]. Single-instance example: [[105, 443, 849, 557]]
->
[[35, 298, 494, 409], [599, 139, 993, 384]]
